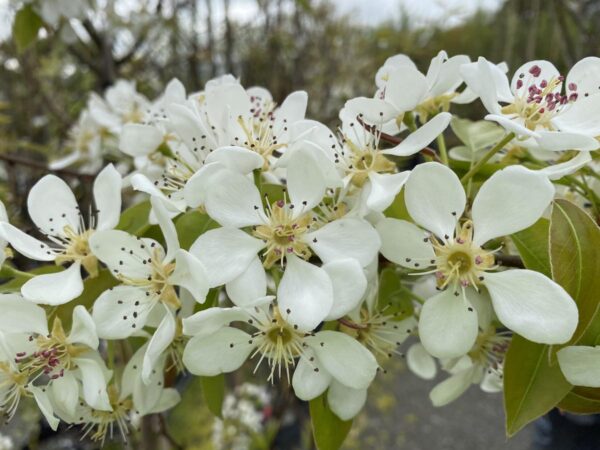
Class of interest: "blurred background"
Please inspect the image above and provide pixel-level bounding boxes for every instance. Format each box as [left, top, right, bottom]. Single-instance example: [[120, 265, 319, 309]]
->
[[0, 0, 599, 448]]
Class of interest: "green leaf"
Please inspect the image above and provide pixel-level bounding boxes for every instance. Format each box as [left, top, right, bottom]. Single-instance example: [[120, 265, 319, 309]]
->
[[383, 189, 410, 221], [201, 374, 225, 418], [377, 267, 414, 320], [116, 201, 151, 236], [0, 265, 62, 291], [450, 117, 504, 152], [511, 218, 551, 277], [13, 5, 43, 52], [309, 394, 353, 450], [55, 269, 119, 328], [503, 336, 571, 437], [558, 387, 600, 414], [550, 199, 600, 345], [174, 210, 218, 250]]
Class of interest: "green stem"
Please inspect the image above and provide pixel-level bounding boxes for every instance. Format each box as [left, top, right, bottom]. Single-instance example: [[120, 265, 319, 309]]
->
[[436, 133, 449, 166], [0, 265, 35, 279], [460, 132, 515, 184]]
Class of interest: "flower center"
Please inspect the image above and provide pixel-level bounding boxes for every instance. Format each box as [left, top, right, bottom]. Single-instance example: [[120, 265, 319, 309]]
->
[[415, 93, 458, 121], [236, 114, 285, 170], [252, 201, 313, 268], [55, 227, 98, 277], [343, 136, 396, 188], [432, 221, 495, 289], [468, 326, 511, 377], [85, 385, 134, 443]]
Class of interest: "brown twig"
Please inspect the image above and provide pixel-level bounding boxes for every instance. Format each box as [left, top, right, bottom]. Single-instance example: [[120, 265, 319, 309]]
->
[[0, 152, 96, 181], [337, 317, 367, 330], [356, 116, 442, 162]]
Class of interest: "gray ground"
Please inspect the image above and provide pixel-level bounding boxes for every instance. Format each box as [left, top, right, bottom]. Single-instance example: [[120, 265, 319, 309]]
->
[[344, 360, 534, 450]]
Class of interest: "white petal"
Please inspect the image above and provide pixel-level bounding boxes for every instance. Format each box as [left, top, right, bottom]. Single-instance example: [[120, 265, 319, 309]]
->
[[429, 365, 478, 407], [327, 381, 367, 420], [465, 287, 494, 330], [204, 170, 264, 228], [0, 294, 48, 335], [365, 171, 409, 212], [69, 305, 99, 349], [182, 162, 226, 208], [169, 249, 209, 302], [204, 146, 263, 173], [307, 330, 378, 390], [430, 55, 471, 96], [511, 61, 560, 96], [225, 256, 267, 307], [484, 114, 539, 138], [150, 196, 179, 263], [406, 343, 437, 380], [557, 346, 600, 387], [405, 162, 466, 240], [93, 164, 122, 231], [149, 388, 181, 414], [385, 66, 429, 112], [566, 57, 600, 97], [73, 354, 111, 411], [342, 97, 397, 123], [182, 306, 249, 337], [376, 218, 435, 269], [286, 149, 327, 215], [142, 305, 176, 384], [276, 90, 308, 124], [21, 262, 83, 305], [292, 350, 332, 401], [92, 285, 155, 339], [382, 113, 452, 157], [418, 289, 479, 358], [534, 130, 599, 152], [0, 223, 55, 261], [323, 258, 367, 321], [484, 269, 578, 344], [307, 218, 381, 267], [189, 227, 264, 286], [27, 174, 80, 236], [51, 371, 79, 417], [182, 326, 254, 376], [278, 256, 333, 331], [119, 123, 163, 157], [89, 230, 154, 280], [472, 165, 554, 245], [553, 95, 600, 137], [539, 151, 592, 180], [29, 385, 60, 431]]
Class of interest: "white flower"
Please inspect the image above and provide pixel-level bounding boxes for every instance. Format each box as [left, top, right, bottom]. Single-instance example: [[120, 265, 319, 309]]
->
[[88, 80, 149, 132], [0, 164, 122, 304], [0, 298, 111, 430], [182, 297, 378, 420], [90, 196, 208, 382], [461, 57, 600, 151], [377, 162, 578, 358], [428, 330, 509, 407], [375, 51, 473, 121], [187, 167, 379, 329]]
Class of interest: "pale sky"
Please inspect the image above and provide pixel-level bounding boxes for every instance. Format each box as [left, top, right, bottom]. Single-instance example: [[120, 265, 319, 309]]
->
[[0, 0, 505, 42]]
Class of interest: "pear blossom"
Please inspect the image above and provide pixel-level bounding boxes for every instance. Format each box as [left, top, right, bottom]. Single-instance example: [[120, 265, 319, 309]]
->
[[461, 57, 600, 151], [375, 51, 475, 121], [557, 346, 600, 388], [187, 166, 378, 329], [0, 297, 111, 429], [377, 162, 578, 358], [182, 296, 378, 420], [0, 164, 122, 304], [90, 196, 209, 380], [88, 80, 149, 133]]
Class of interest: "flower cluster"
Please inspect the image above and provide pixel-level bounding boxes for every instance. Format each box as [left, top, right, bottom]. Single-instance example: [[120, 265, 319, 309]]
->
[[0, 50, 599, 444]]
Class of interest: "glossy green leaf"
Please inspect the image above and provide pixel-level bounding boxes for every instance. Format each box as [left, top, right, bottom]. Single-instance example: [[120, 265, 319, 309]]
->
[[450, 117, 504, 152], [116, 200, 151, 236], [309, 394, 353, 450], [201, 374, 226, 418], [175, 209, 218, 250], [550, 199, 600, 345], [503, 335, 571, 437], [13, 5, 43, 52], [511, 218, 551, 277], [0, 264, 62, 291], [558, 387, 600, 414]]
